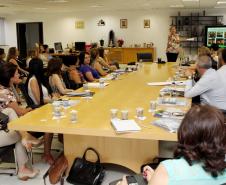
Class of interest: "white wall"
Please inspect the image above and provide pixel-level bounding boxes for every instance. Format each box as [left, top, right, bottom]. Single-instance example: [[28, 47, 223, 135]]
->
[[3, 9, 226, 60], [0, 17, 5, 45]]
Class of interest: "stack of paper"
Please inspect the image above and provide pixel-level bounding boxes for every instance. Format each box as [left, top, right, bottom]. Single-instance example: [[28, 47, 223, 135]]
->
[[111, 119, 141, 133], [66, 91, 94, 97], [87, 82, 109, 88], [147, 81, 186, 86], [152, 118, 181, 133]]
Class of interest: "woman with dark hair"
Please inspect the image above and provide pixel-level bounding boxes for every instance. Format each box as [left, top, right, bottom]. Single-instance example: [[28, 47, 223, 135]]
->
[[90, 48, 108, 76], [26, 58, 57, 164], [119, 105, 226, 185], [79, 52, 100, 82], [38, 44, 52, 68], [98, 47, 118, 70], [0, 63, 41, 180], [6, 47, 29, 76], [26, 58, 51, 105], [47, 57, 73, 95]]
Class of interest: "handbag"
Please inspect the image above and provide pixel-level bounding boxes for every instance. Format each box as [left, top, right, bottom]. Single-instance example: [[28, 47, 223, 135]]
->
[[43, 153, 68, 185], [66, 147, 105, 185], [0, 112, 9, 132]]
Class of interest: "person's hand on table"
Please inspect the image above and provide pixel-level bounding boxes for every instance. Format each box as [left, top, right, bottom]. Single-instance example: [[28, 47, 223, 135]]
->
[[143, 165, 155, 182]]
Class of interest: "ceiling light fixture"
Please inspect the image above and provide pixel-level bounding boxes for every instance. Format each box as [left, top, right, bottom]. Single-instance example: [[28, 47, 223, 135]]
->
[[182, 0, 199, 2], [47, 0, 68, 3], [90, 5, 103, 8], [170, 5, 184, 8], [217, 1, 226, 4]]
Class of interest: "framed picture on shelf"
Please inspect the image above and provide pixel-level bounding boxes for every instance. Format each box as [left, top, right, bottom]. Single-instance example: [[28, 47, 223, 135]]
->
[[144, 19, 150, 28], [120, 19, 128, 29]]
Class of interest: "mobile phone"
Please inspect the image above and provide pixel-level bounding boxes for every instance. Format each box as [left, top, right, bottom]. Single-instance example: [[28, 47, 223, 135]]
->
[[126, 176, 138, 185]]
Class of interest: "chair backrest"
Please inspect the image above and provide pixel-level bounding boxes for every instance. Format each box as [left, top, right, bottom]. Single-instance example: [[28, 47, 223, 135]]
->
[[18, 83, 38, 109], [62, 71, 81, 90], [137, 53, 153, 62]]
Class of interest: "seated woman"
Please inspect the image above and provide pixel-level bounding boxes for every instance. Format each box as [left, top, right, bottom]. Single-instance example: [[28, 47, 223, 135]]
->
[[6, 47, 29, 76], [26, 58, 57, 164], [0, 63, 42, 145], [90, 48, 108, 76], [38, 44, 52, 68], [0, 108, 39, 180], [98, 47, 118, 70], [79, 52, 100, 82], [47, 57, 73, 95], [120, 105, 226, 185], [62, 55, 84, 86], [26, 49, 37, 69]]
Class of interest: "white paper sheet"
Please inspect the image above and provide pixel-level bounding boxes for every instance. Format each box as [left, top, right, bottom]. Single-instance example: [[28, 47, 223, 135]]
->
[[111, 119, 141, 133]]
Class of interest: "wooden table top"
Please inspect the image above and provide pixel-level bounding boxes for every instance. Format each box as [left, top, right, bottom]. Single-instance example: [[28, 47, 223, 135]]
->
[[8, 63, 191, 142]]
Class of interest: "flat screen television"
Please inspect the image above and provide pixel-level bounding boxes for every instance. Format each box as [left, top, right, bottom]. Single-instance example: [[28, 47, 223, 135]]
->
[[54, 42, 63, 52], [205, 26, 226, 48], [75, 42, 86, 51]]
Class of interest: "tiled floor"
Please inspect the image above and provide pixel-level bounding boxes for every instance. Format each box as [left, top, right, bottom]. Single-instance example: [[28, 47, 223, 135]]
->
[[0, 138, 140, 185]]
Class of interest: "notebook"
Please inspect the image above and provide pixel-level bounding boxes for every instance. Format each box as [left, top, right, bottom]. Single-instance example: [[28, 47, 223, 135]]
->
[[111, 119, 141, 133], [87, 82, 109, 88], [66, 91, 95, 97]]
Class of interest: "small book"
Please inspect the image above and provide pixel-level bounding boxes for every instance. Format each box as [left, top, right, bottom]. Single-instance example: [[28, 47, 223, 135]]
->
[[66, 91, 95, 97], [111, 119, 141, 133], [87, 82, 109, 88]]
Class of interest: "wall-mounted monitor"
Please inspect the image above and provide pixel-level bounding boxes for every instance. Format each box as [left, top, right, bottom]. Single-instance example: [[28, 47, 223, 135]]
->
[[54, 42, 63, 52], [205, 26, 226, 48], [75, 42, 86, 51]]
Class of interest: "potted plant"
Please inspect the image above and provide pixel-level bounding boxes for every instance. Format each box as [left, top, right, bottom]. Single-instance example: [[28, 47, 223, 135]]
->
[[117, 39, 124, 47]]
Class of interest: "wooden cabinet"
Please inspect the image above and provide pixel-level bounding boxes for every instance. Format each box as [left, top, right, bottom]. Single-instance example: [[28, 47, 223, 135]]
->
[[107, 47, 156, 64]]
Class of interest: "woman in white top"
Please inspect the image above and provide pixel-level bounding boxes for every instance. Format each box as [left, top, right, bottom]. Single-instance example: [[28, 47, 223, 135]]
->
[[26, 58, 55, 164], [47, 57, 73, 95]]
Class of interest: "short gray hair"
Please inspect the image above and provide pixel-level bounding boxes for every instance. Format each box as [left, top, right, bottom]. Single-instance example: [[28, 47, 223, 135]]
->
[[196, 56, 212, 69]]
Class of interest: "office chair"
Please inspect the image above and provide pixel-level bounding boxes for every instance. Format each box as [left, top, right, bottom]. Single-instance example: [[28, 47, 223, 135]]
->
[[0, 144, 18, 176], [18, 83, 39, 109], [137, 53, 153, 62], [62, 71, 82, 90]]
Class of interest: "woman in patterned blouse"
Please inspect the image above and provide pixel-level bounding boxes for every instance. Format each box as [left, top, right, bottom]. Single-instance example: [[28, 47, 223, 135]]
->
[[166, 26, 180, 62]]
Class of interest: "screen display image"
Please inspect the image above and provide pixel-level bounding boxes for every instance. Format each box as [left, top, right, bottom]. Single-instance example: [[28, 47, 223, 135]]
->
[[206, 26, 226, 48], [54, 42, 63, 52], [75, 42, 86, 51]]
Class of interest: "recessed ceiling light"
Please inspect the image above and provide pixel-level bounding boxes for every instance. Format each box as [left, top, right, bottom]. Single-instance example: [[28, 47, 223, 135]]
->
[[90, 5, 103, 8], [47, 0, 68, 3], [170, 5, 184, 8], [182, 0, 199, 2], [217, 1, 226, 4], [34, 7, 47, 10]]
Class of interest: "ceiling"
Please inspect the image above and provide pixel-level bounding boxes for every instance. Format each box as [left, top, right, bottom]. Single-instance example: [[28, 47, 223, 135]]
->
[[0, 0, 224, 14]]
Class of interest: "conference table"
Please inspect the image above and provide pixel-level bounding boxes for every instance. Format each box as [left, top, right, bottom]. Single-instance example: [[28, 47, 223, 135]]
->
[[8, 63, 191, 172]]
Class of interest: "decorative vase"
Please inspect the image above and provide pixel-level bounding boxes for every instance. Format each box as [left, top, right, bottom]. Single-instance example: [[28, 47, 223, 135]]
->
[[100, 39, 104, 47]]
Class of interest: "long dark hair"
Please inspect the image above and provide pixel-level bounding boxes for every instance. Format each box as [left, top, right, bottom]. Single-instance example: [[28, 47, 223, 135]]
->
[[47, 57, 63, 76], [6, 47, 17, 62], [79, 52, 90, 66], [26, 58, 45, 105], [175, 105, 226, 177], [0, 63, 18, 87]]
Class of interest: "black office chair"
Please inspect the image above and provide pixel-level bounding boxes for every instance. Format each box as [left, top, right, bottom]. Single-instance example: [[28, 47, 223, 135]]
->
[[0, 144, 18, 176], [137, 53, 153, 62], [18, 83, 39, 109], [62, 71, 82, 90]]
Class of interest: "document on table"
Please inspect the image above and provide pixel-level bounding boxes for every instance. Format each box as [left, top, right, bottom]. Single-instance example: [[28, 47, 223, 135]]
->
[[87, 82, 109, 88], [66, 91, 94, 97], [111, 119, 141, 133], [147, 81, 186, 86]]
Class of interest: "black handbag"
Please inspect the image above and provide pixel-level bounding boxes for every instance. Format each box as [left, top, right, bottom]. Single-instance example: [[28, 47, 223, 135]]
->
[[66, 147, 105, 185], [0, 112, 9, 132]]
